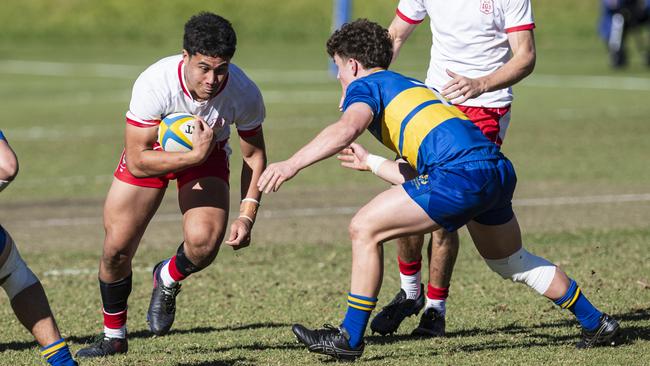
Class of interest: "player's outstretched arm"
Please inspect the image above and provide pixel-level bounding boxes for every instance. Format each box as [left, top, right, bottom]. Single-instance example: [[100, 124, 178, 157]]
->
[[337, 142, 414, 185], [442, 30, 536, 104], [258, 103, 373, 194], [125, 117, 215, 178], [225, 128, 267, 249]]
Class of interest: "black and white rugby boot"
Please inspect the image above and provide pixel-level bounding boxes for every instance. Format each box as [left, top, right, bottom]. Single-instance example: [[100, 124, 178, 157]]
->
[[411, 307, 445, 337], [292, 324, 364, 361], [146, 261, 181, 336], [369, 284, 424, 336], [576, 313, 620, 348], [76, 333, 127, 358]]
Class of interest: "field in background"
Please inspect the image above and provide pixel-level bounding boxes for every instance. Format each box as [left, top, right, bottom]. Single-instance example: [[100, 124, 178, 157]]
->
[[0, 1, 649, 365]]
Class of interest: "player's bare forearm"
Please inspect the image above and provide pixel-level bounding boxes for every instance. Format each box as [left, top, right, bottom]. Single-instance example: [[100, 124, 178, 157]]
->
[[239, 131, 267, 202], [337, 143, 416, 185], [479, 30, 536, 92], [257, 104, 372, 194], [388, 16, 417, 64], [125, 122, 210, 178], [442, 30, 535, 104], [373, 159, 414, 185], [287, 105, 370, 172], [126, 148, 204, 178]]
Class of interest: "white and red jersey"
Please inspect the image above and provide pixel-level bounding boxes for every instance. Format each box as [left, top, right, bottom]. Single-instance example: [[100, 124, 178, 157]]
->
[[126, 54, 265, 146], [396, 0, 535, 107]]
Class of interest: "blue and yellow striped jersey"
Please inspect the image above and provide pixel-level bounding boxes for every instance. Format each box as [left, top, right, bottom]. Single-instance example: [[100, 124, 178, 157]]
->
[[342, 70, 502, 174]]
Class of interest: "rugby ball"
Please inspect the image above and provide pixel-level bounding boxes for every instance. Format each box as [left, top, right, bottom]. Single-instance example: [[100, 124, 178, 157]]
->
[[158, 113, 196, 152]]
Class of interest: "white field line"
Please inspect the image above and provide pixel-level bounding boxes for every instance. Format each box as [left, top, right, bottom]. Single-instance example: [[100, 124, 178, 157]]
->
[[2, 60, 650, 91], [521, 74, 650, 91], [27, 192, 650, 277], [10, 193, 650, 230]]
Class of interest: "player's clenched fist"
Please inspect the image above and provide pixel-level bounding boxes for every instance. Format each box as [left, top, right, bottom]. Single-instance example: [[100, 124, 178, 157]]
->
[[257, 161, 298, 194], [190, 117, 216, 164]]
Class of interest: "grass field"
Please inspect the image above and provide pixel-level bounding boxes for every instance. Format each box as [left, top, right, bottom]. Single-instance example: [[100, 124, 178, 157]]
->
[[1, 1, 649, 365]]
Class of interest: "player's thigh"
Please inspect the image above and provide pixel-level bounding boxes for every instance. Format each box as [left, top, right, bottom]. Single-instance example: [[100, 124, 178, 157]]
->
[[352, 185, 441, 244], [178, 176, 229, 245], [103, 178, 165, 249], [466, 215, 523, 260]]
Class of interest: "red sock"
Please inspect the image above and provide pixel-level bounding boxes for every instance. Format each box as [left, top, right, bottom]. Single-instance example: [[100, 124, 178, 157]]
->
[[397, 256, 422, 275], [103, 308, 127, 329], [167, 256, 188, 282], [427, 283, 449, 300]]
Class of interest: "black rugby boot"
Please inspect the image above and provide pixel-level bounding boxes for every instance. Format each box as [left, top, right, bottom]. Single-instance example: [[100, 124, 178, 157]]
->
[[292, 324, 364, 361], [76, 334, 127, 358], [370, 284, 424, 336], [411, 307, 445, 337], [146, 261, 181, 336], [576, 313, 620, 348]]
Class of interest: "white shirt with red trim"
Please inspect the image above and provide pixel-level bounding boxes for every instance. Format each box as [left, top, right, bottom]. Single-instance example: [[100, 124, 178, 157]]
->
[[396, 0, 535, 107], [126, 54, 265, 145]]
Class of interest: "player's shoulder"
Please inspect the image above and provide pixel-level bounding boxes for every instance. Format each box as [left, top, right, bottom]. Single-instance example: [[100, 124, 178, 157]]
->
[[135, 54, 183, 86], [227, 64, 259, 89], [224, 63, 263, 99], [496, 0, 532, 10]]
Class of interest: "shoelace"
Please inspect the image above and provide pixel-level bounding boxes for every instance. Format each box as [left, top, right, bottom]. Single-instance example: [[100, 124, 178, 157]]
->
[[93, 333, 109, 344], [313, 324, 342, 340], [87, 333, 114, 352], [583, 320, 608, 348], [161, 285, 181, 314]]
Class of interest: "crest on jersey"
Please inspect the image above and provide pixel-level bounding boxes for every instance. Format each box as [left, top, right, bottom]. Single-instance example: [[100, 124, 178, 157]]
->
[[208, 116, 227, 129], [480, 0, 494, 14], [412, 174, 429, 189]]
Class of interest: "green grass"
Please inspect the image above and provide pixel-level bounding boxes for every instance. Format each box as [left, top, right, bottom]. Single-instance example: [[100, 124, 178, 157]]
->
[[1, 0, 650, 365]]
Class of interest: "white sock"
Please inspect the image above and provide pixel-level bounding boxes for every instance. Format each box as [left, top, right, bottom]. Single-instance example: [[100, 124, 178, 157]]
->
[[160, 260, 177, 287], [104, 325, 126, 339], [424, 297, 446, 317], [399, 271, 421, 300]]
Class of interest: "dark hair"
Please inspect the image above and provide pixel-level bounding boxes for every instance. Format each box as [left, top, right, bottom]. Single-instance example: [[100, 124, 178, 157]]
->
[[183, 12, 237, 59], [326, 19, 393, 69]]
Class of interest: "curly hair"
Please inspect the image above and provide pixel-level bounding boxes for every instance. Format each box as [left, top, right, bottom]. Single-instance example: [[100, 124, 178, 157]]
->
[[183, 12, 237, 59], [326, 19, 393, 69]]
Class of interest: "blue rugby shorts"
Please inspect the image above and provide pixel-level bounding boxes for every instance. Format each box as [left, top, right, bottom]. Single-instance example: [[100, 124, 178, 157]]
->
[[402, 158, 516, 232]]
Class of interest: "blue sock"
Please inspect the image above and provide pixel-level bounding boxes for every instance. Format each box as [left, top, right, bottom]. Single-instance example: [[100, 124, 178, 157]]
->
[[341, 293, 377, 348], [41, 339, 77, 366], [554, 279, 603, 331]]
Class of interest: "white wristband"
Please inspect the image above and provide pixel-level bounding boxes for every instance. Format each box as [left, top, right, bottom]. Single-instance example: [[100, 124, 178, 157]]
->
[[365, 154, 387, 175], [241, 197, 260, 205], [238, 215, 255, 224]]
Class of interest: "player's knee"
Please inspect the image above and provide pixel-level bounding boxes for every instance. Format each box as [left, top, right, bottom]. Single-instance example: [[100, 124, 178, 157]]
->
[[483, 247, 556, 295], [184, 229, 222, 251], [184, 228, 222, 261], [348, 216, 376, 245], [101, 246, 131, 270], [0, 239, 40, 300]]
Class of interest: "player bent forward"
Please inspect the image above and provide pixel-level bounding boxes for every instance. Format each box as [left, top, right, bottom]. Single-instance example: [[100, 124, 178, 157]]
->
[[76, 12, 267, 358], [257, 19, 620, 361], [0, 130, 78, 366]]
